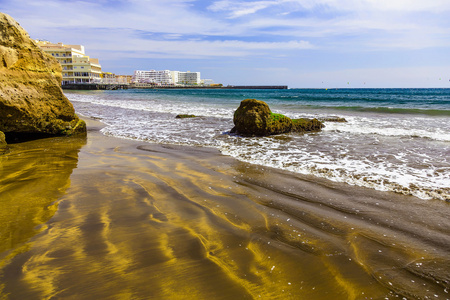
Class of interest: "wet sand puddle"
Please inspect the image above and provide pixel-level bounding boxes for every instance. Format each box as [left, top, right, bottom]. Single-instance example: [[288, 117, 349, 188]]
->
[[0, 128, 449, 299]]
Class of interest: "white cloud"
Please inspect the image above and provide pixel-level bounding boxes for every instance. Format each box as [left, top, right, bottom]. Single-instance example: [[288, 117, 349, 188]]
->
[[211, 0, 450, 50], [7, 0, 450, 52], [88, 36, 314, 59], [3, 0, 450, 84], [6, 0, 228, 36], [208, 0, 281, 18], [281, 0, 450, 12]]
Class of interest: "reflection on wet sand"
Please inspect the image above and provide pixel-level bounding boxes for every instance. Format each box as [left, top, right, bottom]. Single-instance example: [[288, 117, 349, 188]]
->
[[0, 121, 448, 299], [0, 135, 85, 297]]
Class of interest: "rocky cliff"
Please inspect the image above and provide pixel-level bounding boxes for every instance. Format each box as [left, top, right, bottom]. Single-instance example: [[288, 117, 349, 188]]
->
[[0, 13, 85, 144]]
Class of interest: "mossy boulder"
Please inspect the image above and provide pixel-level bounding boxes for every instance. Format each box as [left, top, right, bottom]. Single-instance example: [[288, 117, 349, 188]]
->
[[320, 117, 347, 123], [292, 118, 325, 133], [232, 99, 324, 136], [176, 114, 197, 119], [232, 99, 292, 136], [0, 13, 86, 139]]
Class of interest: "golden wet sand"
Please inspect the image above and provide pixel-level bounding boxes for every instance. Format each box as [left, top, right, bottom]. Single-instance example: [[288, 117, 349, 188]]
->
[[0, 118, 449, 299]]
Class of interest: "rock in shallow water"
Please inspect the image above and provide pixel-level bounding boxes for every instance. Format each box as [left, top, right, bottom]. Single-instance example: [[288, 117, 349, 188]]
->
[[0, 13, 86, 139], [231, 98, 323, 136], [291, 118, 324, 133], [232, 99, 292, 136], [176, 114, 197, 119]]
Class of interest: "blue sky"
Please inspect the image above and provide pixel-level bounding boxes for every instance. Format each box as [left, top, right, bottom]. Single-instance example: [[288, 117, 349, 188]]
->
[[2, 0, 450, 87]]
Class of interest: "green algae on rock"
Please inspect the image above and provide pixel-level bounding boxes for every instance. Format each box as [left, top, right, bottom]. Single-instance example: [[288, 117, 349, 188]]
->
[[319, 117, 348, 123], [176, 114, 197, 119], [232, 98, 323, 136], [292, 118, 325, 133], [232, 99, 293, 136], [0, 13, 86, 139]]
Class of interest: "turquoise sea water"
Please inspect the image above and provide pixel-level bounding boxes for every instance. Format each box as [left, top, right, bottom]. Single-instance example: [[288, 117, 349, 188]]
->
[[67, 88, 450, 201]]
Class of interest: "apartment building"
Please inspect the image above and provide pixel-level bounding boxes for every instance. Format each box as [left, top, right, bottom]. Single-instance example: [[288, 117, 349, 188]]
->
[[133, 70, 173, 85], [134, 70, 202, 85], [36, 40, 102, 85], [176, 71, 201, 85]]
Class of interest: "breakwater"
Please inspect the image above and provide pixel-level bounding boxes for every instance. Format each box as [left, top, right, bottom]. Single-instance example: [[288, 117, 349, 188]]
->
[[62, 84, 129, 90], [226, 85, 288, 89]]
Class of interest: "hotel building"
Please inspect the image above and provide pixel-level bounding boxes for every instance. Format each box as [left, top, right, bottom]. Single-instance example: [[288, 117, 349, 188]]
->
[[134, 70, 202, 85], [133, 70, 173, 85], [36, 40, 102, 85], [176, 71, 201, 85]]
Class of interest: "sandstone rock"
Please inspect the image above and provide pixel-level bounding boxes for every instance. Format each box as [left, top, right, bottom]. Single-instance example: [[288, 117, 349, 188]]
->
[[0, 13, 86, 139], [232, 99, 292, 136], [0, 130, 6, 150], [232, 99, 324, 136]]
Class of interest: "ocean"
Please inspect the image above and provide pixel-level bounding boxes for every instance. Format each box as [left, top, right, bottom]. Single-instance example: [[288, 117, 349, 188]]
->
[[66, 88, 450, 202]]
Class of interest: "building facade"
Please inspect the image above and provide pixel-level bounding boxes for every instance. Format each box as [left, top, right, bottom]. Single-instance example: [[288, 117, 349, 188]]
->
[[133, 69, 203, 86], [176, 71, 201, 85], [36, 41, 102, 85], [116, 75, 133, 84], [201, 79, 215, 86], [133, 70, 173, 85]]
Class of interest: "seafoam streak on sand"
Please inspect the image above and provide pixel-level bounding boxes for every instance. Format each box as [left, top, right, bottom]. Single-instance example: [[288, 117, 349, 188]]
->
[[1, 123, 448, 299], [67, 89, 450, 201]]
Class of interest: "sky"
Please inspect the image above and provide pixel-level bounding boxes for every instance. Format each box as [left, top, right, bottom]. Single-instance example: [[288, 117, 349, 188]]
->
[[1, 0, 450, 88]]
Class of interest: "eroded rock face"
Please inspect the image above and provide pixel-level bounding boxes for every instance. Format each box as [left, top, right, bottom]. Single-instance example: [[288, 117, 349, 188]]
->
[[232, 98, 324, 136], [0, 13, 86, 138], [0, 131, 6, 150]]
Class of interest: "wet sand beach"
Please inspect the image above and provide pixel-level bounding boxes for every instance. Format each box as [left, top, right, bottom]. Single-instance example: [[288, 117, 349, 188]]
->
[[0, 118, 449, 299]]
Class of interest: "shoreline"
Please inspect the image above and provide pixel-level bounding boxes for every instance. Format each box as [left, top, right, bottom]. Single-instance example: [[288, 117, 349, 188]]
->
[[61, 84, 289, 90], [0, 117, 449, 299]]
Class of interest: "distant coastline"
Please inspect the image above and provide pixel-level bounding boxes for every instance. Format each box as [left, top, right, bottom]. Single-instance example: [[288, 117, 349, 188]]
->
[[61, 83, 288, 90]]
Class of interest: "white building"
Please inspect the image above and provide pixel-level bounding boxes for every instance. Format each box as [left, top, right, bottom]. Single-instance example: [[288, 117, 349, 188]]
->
[[133, 70, 173, 85], [176, 71, 201, 85], [133, 69, 203, 85], [201, 79, 215, 86]]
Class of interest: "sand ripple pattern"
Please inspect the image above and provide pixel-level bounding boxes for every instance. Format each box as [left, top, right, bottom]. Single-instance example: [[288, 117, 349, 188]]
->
[[0, 132, 449, 299]]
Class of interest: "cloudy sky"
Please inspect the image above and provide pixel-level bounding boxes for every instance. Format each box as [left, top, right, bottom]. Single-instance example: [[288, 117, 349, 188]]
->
[[2, 0, 450, 87]]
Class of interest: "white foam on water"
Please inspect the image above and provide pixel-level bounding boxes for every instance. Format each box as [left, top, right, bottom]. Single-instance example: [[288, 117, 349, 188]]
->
[[321, 117, 450, 142], [68, 93, 233, 118], [68, 92, 450, 202], [218, 136, 450, 201]]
